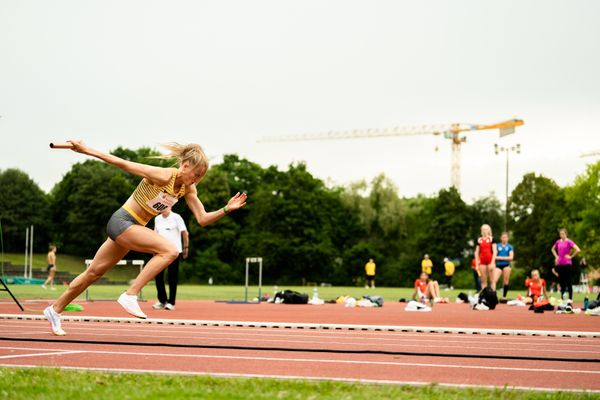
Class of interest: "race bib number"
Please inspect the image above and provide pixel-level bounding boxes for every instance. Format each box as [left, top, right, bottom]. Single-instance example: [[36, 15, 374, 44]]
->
[[146, 192, 178, 213]]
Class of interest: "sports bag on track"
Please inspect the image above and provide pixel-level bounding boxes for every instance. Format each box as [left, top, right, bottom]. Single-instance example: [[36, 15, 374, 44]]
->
[[275, 290, 309, 304], [478, 287, 499, 310]]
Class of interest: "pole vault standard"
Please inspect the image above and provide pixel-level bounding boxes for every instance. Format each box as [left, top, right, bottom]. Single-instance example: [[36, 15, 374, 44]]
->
[[244, 257, 263, 303]]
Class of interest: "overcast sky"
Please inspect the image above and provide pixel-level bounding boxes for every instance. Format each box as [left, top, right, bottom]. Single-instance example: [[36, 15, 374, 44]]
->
[[1, 0, 599, 202]]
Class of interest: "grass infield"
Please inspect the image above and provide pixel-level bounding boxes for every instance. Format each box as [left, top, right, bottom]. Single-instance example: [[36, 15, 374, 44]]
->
[[0, 367, 597, 400]]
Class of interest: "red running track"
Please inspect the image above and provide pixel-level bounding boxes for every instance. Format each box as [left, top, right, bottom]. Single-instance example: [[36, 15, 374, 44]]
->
[[0, 301, 599, 391]]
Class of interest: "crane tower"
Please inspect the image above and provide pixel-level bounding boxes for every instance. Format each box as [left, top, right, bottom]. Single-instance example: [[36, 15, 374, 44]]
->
[[260, 119, 524, 192]]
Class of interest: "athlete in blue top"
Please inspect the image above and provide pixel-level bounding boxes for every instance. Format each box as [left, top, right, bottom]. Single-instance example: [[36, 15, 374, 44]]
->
[[495, 232, 514, 300]]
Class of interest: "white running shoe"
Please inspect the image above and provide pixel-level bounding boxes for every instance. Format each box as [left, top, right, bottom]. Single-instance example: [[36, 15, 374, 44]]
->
[[152, 302, 165, 310], [474, 303, 490, 311], [41, 285, 47, 290], [43, 306, 66, 336], [164, 303, 175, 310], [118, 292, 147, 319]]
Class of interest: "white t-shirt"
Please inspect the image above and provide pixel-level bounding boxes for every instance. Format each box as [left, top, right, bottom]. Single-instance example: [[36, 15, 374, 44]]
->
[[154, 212, 187, 253]]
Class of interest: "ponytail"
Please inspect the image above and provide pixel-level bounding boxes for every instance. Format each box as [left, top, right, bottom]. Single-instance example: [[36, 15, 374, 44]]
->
[[157, 142, 209, 176]]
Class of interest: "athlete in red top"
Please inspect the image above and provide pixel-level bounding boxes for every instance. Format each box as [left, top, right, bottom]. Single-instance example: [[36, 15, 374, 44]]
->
[[523, 269, 547, 304], [411, 272, 443, 303], [474, 224, 497, 291]]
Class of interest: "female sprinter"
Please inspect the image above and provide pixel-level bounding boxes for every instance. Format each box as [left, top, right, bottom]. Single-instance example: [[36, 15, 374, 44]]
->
[[551, 228, 581, 301], [44, 141, 247, 335], [495, 232, 514, 300], [475, 224, 497, 291]]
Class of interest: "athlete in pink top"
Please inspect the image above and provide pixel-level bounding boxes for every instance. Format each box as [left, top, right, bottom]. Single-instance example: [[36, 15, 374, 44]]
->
[[551, 228, 581, 300]]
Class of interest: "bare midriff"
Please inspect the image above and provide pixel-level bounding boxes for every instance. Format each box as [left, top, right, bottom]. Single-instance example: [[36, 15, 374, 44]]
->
[[122, 196, 156, 226]]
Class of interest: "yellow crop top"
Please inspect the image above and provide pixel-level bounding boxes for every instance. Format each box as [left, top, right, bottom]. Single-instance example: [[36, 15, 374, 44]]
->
[[128, 169, 186, 223]]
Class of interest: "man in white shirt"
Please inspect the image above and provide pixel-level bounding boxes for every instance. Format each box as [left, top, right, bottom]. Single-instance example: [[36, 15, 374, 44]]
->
[[152, 208, 189, 310]]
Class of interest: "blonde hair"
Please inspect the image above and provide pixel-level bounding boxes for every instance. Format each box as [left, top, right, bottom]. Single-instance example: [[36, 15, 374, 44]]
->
[[481, 224, 492, 237], [158, 143, 209, 176]]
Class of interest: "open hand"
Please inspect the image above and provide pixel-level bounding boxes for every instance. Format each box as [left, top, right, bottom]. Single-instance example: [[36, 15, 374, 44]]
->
[[226, 192, 247, 212]]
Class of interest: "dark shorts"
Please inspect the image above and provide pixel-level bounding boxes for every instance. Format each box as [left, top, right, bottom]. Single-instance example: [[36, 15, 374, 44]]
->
[[496, 263, 511, 270], [106, 208, 140, 241], [47, 264, 55, 272], [365, 274, 375, 280]]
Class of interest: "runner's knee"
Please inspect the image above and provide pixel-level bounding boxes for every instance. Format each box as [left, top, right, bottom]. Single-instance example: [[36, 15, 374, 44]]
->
[[157, 245, 179, 263]]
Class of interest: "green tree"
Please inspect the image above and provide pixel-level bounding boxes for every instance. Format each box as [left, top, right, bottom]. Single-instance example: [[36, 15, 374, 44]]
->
[[0, 169, 51, 252], [468, 194, 504, 244], [564, 161, 600, 266], [416, 187, 471, 280], [509, 173, 565, 276]]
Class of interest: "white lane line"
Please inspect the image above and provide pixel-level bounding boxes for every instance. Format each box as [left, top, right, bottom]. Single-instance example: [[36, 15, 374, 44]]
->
[[2, 320, 598, 346], [0, 346, 598, 374], [3, 320, 599, 345], [1, 329, 598, 355], [1, 364, 597, 393], [0, 350, 84, 360], [2, 314, 598, 338]]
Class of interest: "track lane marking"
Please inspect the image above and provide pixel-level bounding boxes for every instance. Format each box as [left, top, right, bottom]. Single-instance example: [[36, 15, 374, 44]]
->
[[0, 350, 84, 360], [0, 346, 598, 374], [0, 319, 598, 346], [1, 329, 598, 355]]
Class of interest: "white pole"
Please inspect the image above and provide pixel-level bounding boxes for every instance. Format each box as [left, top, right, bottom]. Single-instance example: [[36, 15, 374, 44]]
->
[[29, 225, 34, 279], [24, 228, 29, 278], [244, 258, 249, 302]]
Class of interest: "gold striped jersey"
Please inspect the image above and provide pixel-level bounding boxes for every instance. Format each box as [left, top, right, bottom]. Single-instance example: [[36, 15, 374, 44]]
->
[[132, 168, 186, 216]]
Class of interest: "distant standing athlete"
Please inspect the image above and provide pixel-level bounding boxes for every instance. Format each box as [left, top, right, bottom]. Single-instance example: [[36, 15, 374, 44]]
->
[[42, 245, 57, 290], [551, 228, 581, 300], [495, 232, 514, 300], [365, 259, 376, 289], [475, 224, 497, 291]]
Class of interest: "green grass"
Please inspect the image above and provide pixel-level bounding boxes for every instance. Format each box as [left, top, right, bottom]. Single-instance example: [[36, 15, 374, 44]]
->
[[1, 367, 597, 400]]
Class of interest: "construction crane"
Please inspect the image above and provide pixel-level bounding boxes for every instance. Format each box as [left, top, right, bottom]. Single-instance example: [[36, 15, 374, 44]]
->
[[260, 118, 524, 192], [581, 150, 600, 158]]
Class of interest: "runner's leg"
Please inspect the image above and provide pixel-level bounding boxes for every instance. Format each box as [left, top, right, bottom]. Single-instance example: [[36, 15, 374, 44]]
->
[[53, 239, 129, 312], [115, 225, 179, 296]]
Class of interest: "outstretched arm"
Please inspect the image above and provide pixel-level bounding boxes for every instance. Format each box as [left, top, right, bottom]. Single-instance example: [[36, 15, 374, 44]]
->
[[67, 140, 171, 185], [185, 185, 247, 227]]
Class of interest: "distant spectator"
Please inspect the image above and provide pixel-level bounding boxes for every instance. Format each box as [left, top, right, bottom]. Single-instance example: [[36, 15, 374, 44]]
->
[[475, 224, 497, 290], [364, 258, 376, 289], [152, 209, 189, 311], [471, 257, 482, 292], [412, 272, 441, 303], [551, 228, 581, 300], [42, 245, 57, 291], [443, 258, 455, 290], [421, 254, 433, 275], [495, 232, 514, 300]]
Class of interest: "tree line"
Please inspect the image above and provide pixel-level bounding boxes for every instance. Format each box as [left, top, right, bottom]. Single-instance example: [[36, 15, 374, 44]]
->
[[1, 147, 598, 287]]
